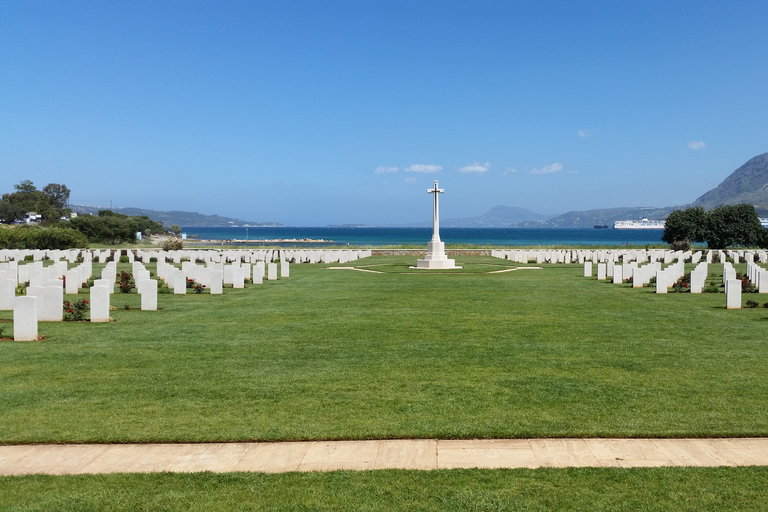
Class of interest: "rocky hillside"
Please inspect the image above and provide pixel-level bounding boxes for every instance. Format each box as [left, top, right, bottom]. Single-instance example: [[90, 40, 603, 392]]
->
[[693, 152, 768, 208]]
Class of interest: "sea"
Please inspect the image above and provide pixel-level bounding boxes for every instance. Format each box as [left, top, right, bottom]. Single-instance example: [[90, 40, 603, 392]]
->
[[179, 227, 665, 247]]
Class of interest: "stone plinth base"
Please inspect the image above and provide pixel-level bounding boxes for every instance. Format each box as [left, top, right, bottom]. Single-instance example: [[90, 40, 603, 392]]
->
[[414, 241, 460, 269]]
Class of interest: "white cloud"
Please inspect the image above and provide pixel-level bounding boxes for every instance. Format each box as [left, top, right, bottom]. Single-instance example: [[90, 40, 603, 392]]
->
[[529, 163, 563, 175], [405, 164, 442, 173], [374, 166, 399, 174], [458, 162, 491, 174], [503, 168, 518, 175], [688, 140, 706, 150], [578, 129, 594, 138], [404, 177, 417, 183]]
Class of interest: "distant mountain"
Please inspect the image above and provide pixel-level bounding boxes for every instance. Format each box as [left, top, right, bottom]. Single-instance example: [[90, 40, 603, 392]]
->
[[534, 206, 679, 228], [69, 205, 282, 228], [401, 205, 552, 228], [692, 152, 768, 208], [443, 206, 552, 227]]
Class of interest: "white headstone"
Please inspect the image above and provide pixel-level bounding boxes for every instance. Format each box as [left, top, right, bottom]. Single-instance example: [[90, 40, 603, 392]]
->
[[44, 285, 63, 322], [90, 286, 111, 322], [209, 270, 223, 294], [726, 279, 742, 309], [13, 296, 38, 341], [612, 265, 623, 284], [268, 263, 278, 281], [232, 267, 245, 289], [140, 279, 158, 311], [26, 286, 46, 318], [0, 279, 15, 311], [174, 273, 187, 294], [65, 269, 79, 294]]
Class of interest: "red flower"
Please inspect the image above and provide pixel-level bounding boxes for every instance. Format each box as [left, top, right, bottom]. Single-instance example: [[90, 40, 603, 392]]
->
[[67, 309, 73, 313], [83, 300, 88, 303]]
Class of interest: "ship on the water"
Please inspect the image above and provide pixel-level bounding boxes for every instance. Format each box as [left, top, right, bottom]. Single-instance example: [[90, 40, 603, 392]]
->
[[613, 218, 666, 229]]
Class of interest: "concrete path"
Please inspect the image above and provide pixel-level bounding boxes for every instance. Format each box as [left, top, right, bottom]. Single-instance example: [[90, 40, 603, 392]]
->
[[3, 438, 768, 476]]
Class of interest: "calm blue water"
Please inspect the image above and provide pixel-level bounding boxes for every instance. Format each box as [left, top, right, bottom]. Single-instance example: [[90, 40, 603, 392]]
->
[[180, 227, 664, 247]]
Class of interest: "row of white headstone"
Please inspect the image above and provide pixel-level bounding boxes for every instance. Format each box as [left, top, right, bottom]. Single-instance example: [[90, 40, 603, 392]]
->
[[155, 260, 285, 293], [130, 249, 371, 265], [585, 256, 767, 309], [0, 248, 373, 265], [493, 248, 768, 266]]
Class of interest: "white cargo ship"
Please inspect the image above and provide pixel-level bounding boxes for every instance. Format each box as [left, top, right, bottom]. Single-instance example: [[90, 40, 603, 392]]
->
[[613, 218, 665, 229]]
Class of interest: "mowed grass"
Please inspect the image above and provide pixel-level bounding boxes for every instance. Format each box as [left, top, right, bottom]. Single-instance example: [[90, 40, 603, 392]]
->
[[2, 467, 768, 511], [1, 255, 768, 443]]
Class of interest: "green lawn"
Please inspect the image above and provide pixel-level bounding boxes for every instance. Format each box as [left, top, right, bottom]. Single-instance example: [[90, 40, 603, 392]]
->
[[1, 256, 766, 443], [2, 254, 767, 508], [2, 467, 767, 511]]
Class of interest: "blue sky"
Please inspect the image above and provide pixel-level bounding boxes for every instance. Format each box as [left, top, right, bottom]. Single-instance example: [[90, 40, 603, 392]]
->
[[2, 1, 767, 226]]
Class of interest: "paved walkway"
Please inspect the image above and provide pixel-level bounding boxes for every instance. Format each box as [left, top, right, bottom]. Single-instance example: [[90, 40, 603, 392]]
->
[[3, 438, 768, 475]]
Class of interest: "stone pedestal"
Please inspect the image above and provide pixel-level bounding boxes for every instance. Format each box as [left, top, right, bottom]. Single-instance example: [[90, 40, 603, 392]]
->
[[415, 241, 458, 269]]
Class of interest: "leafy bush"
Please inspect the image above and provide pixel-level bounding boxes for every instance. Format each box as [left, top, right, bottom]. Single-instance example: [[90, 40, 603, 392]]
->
[[670, 240, 691, 252], [162, 237, 184, 251], [745, 300, 759, 309], [736, 273, 757, 293], [63, 299, 89, 321], [62, 212, 163, 244], [118, 271, 135, 293], [119, 255, 129, 263], [670, 272, 691, 293], [0, 225, 87, 250], [703, 283, 721, 293]]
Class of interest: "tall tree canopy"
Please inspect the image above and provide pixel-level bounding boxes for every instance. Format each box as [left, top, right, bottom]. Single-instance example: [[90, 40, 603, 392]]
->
[[1, 181, 72, 223], [663, 204, 766, 249]]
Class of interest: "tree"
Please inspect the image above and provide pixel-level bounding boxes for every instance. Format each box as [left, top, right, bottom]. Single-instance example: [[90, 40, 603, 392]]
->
[[169, 224, 182, 236], [42, 183, 71, 210], [0, 200, 26, 224], [705, 204, 764, 249], [2, 190, 57, 221], [14, 180, 37, 193], [661, 207, 708, 245], [662, 204, 766, 249]]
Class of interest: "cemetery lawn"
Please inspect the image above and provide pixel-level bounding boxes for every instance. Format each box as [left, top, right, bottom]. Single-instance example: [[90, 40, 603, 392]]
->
[[2, 467, 768, 510], [2, 255, 768, 443]]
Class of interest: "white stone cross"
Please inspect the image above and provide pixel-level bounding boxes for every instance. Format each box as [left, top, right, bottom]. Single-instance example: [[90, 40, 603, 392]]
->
[[415, 180, 459, 269], [428, 180, 444, 242]]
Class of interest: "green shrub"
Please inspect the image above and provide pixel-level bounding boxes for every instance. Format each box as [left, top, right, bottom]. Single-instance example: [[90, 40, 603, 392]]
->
[[0, 226, 87, 250], [118, 271, 135, 293], [63, 299, 89, 321]]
